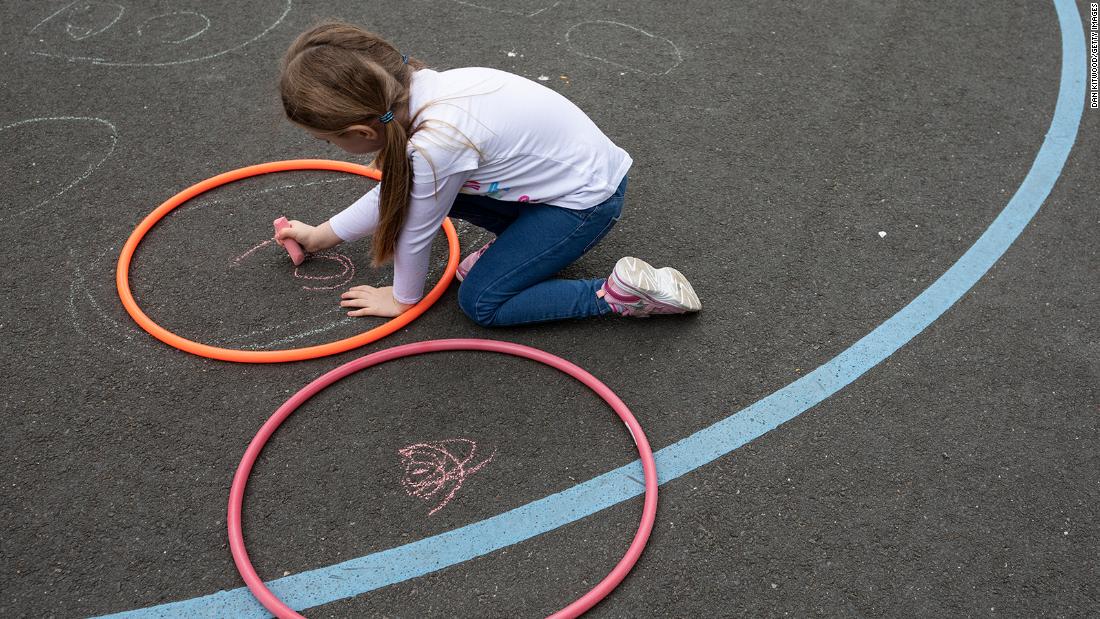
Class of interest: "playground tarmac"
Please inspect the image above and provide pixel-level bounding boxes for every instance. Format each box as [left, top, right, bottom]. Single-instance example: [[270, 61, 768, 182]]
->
[[1, 0, 1097, 617]]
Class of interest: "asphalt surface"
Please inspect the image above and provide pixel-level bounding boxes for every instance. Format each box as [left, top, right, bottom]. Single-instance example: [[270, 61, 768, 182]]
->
[[1, 0, 1097, 617]]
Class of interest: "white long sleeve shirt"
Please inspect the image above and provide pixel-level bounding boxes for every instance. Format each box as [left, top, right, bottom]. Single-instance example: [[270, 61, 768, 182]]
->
[[327, 67, 633, 304]]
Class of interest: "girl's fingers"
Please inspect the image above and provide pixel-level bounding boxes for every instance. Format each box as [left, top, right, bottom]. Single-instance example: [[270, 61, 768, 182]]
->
[[340, 294, 378, 316], [342, 299, 376, 316], [278, 221, 307, 241], [338, 285, 395, 318], [340, 300, 371, 309]]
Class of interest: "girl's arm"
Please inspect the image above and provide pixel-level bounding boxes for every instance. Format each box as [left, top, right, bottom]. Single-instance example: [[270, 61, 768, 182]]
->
[[275, 220, 343, 253], [390, 169, 469, 305], [339, 169, 470, 317], [328, 184, 382, 242]]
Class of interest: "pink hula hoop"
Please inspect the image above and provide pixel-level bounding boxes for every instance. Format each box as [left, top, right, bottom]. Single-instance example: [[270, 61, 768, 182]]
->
[[228, 338, 658, 618]]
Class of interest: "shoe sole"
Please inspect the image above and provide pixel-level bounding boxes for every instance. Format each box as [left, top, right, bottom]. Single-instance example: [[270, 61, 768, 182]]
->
[[612, 257, 702, 312]]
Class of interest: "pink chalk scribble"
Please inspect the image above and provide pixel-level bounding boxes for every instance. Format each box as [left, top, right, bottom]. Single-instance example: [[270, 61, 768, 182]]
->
[[232, 238, 275, 265], [398, 439, 495, 516], [295, 250, 354, 290], [231, 237, 356, 290]]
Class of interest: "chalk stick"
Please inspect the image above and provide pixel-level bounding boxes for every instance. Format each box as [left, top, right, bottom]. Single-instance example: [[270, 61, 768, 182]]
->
[[273, 217, 306, 266]]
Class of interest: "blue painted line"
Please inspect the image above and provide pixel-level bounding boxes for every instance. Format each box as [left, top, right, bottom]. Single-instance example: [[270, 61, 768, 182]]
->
[[96, 1, 1085, 616]]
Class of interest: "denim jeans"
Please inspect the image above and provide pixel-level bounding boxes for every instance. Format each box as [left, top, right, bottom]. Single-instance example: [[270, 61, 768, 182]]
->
[[448, 176, 626, 326]]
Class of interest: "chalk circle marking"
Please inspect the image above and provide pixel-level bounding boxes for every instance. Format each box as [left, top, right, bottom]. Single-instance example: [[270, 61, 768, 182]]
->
[[228, 338, 658, 619], [565, 20, 683, 76], [1, 116, 118, 220], [137, 11, 212, 44], [451, 0, 559, 18], [60, 2, 124, 40], [115, 159, 460, 363], [29, 0, 292, 67]]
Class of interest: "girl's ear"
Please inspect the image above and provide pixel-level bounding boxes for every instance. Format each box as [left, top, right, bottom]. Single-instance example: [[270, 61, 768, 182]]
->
[[344, 124, 379, 141]]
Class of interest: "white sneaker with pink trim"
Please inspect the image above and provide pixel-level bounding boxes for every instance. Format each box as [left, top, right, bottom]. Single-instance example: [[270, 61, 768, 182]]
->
[[601, 257, 702, 317]]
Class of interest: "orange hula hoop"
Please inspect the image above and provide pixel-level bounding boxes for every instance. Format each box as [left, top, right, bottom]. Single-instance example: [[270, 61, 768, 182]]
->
[[115, 159, 459, 363]]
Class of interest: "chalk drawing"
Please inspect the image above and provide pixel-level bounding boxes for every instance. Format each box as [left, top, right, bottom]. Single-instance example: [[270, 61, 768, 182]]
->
[[58, 2, 124, 40], [67, 230, 360, 354], [565, 20, 683, 76], [230, 239, 275, 265], [219, 219, 489, 348], [0, 117, 117, 220], [68, 248, 145, 359], [234, 312, 354, 349], [111, 170, 426, 349], [399, 439, 495, 516], [295, 251, 355, 290], [69, 241, 359, 352], [231, 238, 357, 291], [451, 0, 558, 18], [136, 11, 211, 44], [213, 179, 364, 293], [170, 176, 357, 217], [64, 242, 361, 360], [216, 305, 343, 345], [27, 0, 291, 67], [141, 174, 395, 349]]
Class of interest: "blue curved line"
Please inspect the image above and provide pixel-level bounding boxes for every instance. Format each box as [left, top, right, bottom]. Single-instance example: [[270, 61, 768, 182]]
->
[[97, 1, 1085, 616]]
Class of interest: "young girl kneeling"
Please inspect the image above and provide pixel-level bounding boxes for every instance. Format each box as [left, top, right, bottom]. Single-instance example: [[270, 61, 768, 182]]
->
[[276, 22, 701, 326]]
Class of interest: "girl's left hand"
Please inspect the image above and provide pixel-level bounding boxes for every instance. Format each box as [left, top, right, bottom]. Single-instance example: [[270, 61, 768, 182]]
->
[[339, 285, 414, 318]]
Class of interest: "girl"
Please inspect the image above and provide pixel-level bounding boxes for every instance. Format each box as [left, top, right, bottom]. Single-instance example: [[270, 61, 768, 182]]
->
[[275, 22, 701, 326]]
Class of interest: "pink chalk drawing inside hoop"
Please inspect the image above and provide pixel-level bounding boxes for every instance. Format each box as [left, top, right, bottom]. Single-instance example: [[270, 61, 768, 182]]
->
[[228, 338, 659, 618], [399, 438, 495, 515]]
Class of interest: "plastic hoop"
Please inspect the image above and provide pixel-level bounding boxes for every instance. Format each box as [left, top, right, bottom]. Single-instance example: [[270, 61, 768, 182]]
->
[[115, 159, 460, 363], [228, 339, 659, 618]]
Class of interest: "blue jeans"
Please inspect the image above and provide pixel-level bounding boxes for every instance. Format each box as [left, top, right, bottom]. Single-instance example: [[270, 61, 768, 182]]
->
[[448, 176, 626, 326]]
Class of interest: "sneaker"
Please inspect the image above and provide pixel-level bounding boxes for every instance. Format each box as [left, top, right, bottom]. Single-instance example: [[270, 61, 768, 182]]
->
[[455, 241, 493, 282], [601, 257, 702, 317]]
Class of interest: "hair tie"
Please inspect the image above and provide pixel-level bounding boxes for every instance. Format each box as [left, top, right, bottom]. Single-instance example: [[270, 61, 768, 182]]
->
[[401, 53, 409, 64], [378, 110, 394, 124]]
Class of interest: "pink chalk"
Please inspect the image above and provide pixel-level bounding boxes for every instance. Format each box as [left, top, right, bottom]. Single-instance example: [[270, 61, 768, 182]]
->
[[273, 217, 305, 266]]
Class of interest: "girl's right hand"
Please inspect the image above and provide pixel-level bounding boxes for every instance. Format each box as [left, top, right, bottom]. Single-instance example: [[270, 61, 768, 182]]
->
[[276, 220, 343, 253]]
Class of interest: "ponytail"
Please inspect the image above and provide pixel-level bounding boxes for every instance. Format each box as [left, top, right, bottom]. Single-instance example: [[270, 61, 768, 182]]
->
[[372, 97, 414, 266], [279, 21, 426, 265]]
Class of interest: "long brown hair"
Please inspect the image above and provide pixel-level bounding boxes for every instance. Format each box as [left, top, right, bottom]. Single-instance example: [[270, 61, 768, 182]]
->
[[279, 21, 427, 266]]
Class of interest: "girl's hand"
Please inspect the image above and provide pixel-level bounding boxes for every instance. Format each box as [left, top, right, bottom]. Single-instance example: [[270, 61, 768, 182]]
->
[[340, 285, 414, 318], [276, 220, 343, 253]]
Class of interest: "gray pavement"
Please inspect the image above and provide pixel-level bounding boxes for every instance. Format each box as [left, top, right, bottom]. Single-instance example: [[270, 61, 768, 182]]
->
[[1, 1, 1097, 617]]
